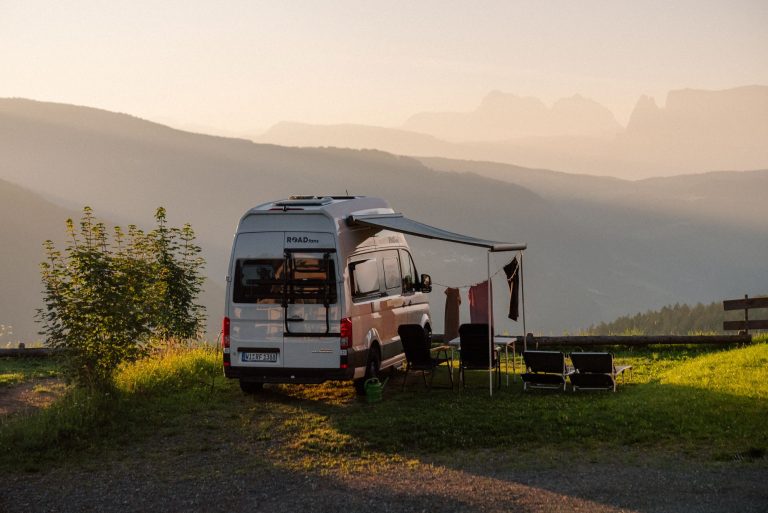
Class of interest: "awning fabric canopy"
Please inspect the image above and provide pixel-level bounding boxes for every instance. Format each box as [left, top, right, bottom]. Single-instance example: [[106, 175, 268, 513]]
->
[[346, 213, 526, 252]]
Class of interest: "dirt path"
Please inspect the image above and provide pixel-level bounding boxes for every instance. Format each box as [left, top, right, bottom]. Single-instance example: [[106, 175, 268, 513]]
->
[[0, 378, 66, 416], [2, 412, 765, 513], [2, 378, 766, 513]]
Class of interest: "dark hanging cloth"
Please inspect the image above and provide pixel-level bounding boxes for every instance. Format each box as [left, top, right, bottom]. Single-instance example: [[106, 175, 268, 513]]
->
[[468, 280, 491, 325], [503, 257, 520, 321], [444, 287, 461, 342]]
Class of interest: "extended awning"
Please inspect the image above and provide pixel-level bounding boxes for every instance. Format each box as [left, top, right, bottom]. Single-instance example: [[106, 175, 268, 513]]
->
[[347, 211, 528, 397], [346, 213, 526, 252]]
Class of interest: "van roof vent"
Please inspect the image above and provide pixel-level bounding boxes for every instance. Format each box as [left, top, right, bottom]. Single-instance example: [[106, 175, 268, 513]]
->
[[275, 196, 334, 207]]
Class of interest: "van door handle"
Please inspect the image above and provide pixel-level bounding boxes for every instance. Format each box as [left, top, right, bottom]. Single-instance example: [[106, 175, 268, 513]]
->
[[287, 316, 304, 322]]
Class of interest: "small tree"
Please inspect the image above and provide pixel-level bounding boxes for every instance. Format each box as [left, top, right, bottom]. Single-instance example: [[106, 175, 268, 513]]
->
[[38, 207, 206, 389]]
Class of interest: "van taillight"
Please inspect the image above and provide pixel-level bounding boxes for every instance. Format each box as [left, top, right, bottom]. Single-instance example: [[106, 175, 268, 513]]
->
[[222, 317, 230, 349], [340, 317, 352, 349]]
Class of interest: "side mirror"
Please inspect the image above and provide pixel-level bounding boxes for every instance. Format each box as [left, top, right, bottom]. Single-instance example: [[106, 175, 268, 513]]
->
[[420, 274, 432, 293]]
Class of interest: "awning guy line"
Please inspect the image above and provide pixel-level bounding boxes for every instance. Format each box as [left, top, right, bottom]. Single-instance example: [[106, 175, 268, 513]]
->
[[346, 213, 527, 252]]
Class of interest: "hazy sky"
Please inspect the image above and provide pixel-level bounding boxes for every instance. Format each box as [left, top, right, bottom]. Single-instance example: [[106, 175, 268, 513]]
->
[[2, 0, 767, 135]]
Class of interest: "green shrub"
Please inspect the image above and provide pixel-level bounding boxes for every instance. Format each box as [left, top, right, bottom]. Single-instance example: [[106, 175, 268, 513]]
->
[[37, 207, 206, 390]]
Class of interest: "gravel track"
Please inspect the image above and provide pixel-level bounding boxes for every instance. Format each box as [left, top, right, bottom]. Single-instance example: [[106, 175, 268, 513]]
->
[[2, 430, 765, 513], [2, 380, 766, 512]]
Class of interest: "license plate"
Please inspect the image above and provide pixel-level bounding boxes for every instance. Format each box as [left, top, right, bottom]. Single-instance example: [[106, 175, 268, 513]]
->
[[241, 352, 278, 363]]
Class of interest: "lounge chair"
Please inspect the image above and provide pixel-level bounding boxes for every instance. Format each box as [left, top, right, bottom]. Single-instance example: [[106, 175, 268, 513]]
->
[[569, 352, 632, 392], [521, 350, 573, 391], [458, 323, 501, 389], [398, 324, 453, 390]]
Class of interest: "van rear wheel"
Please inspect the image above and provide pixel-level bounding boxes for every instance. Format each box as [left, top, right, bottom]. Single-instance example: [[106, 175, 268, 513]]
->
[[239, 380, 264, 394], [354, 346, 381, 395]]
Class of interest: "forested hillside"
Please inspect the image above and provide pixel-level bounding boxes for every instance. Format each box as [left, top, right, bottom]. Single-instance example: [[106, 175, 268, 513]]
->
[[587, 301, 767, 335]]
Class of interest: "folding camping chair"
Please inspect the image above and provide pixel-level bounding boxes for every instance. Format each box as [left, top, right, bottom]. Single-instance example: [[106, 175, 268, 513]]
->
[[521, 350, 574, 391], [569, 352, 632, 392], [398, 324, 453, 390], [458, 323, 501, 389]]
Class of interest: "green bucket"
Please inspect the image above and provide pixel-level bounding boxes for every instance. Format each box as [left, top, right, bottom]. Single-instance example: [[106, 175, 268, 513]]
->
[[364, 377, 387, 403]]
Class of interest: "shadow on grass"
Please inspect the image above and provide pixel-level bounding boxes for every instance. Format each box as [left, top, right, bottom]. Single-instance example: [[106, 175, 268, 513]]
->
[[248, 370, 768, 513], [256, 364, 767, 457]]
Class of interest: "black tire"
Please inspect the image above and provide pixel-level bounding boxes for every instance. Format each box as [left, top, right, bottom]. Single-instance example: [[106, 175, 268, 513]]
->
[[354, 345, 381, 395], [239, 380, 264, 394]]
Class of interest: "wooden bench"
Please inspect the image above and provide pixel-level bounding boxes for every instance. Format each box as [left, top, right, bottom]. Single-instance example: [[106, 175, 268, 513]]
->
[[723, 295, 768, 334]]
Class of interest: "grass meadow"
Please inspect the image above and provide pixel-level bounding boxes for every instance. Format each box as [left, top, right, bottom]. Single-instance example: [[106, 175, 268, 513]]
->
[[1, 336, 766, 473], [0, 358, 60, 387]]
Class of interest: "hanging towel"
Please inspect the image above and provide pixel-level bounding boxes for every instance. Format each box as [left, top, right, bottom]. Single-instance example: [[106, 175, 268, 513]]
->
[[503, 257, 520, 321], [444, 287, 461, 342], [468, 280, 492, 325]]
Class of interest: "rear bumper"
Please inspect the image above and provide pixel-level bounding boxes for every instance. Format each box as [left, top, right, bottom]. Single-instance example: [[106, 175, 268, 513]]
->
[[223, 345, 369, 384], [224, 365, 355, 384]]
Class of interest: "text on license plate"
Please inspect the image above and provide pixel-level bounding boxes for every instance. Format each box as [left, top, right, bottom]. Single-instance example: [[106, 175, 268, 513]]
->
[[242, 352, 278, 363]]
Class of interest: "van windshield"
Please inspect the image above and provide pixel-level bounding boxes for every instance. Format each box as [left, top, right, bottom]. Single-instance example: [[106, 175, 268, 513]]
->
[[233, 253, 337, 305]]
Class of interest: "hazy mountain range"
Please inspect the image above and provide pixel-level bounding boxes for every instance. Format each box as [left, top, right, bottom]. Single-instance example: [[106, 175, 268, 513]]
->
[[405, 91, 623, 140], [1, 98, 767, 341], [258, 86, 768, 178]]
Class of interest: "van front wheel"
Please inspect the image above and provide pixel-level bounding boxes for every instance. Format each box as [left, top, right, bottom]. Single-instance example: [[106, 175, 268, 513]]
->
[[239, 380, 264, 394], [354, 346, 381, 395]]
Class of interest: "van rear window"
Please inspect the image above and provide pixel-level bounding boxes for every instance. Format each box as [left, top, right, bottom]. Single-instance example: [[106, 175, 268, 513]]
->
[[233, 256, 337, 304]]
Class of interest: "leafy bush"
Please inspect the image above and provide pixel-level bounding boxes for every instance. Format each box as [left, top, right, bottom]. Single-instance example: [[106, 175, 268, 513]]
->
[[37, 207, 206, 389]]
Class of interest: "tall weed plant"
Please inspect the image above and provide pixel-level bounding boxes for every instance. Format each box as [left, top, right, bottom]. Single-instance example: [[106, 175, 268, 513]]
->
[[37, 207, 206, 390], [115, 345, 221, 395]]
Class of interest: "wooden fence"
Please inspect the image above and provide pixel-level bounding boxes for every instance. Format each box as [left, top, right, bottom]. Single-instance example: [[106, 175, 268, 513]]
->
[[521, 333, 751, 348], [0, 346, 61, 358], [723, 295, 768, 332]]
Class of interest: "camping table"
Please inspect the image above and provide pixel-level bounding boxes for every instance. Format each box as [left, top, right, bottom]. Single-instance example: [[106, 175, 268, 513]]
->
[[447, 336, 518, 387]]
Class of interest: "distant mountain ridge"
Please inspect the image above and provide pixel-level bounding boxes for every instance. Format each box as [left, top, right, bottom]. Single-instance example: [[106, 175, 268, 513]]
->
[[258, 86, 768, 178], [404, 91, 622, 141], [2, 98, 767, 341], [260, 121, 457, 155]]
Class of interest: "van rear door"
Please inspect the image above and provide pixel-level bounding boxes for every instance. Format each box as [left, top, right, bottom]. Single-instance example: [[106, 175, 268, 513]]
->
[[230, 232, 286, 368], [283, 232, 341, 368]]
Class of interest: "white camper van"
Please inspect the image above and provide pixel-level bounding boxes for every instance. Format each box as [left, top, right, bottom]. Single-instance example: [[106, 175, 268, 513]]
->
[[223, 196, 432, 393]]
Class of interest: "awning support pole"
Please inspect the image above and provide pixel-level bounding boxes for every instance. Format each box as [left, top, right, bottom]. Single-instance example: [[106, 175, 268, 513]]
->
[[521, 250, 527, 352], [487, 250, 493, 397]]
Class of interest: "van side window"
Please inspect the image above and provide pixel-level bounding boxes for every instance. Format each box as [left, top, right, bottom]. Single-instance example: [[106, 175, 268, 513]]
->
[[382, 255, 402, 292], [399, 250, 417, 294], [349, 258, 380, 300]]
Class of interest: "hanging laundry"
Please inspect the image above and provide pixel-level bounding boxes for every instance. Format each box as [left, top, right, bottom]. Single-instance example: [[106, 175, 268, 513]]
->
[[444, 287, 461, 342], [468, 280, 492, 325], [503, 257, 520, 321]]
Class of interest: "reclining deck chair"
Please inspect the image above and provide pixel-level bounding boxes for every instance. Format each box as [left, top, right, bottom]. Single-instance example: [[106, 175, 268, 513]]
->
[[458, 323, 501, 390], [570, 352, 632, 392], [521, 350, 574, 391], [398, 324, 453, 390]]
